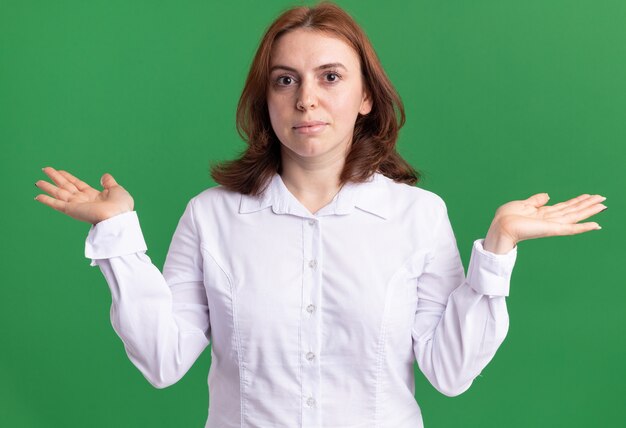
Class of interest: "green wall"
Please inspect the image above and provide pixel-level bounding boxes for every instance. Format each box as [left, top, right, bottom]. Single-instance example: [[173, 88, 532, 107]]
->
[[2, 0, 624, 426]]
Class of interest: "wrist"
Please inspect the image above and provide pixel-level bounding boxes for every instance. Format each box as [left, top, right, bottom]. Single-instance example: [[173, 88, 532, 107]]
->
[[484, 221, 517, 254], [94, 209, 132, 225]]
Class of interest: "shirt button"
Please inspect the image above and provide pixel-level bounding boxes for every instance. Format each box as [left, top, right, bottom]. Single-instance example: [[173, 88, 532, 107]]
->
[[308, 219, 316, 226], [308, 259, 317, 269], [306, 304, 315, 314], [306, 397, 316, 407], [306, 352, 315, 361]]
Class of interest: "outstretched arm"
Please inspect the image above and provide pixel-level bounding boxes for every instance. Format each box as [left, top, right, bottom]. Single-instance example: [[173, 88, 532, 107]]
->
[[412, 200, 516, 397], [412, 192, 606, 396], [84, 200, 211, 389], [35, 166, 211, 388]]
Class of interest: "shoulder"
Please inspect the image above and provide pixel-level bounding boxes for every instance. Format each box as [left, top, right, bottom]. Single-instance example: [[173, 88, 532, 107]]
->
[[186, 184, 242, 214], [370, 173, 452, 240], [192, 183, 238, 200], [375, 173, 447, 214]]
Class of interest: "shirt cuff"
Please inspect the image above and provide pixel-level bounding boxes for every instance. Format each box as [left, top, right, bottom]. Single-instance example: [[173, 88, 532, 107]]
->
[[466, 238, 517, 297], [85, 211, 148, 267]]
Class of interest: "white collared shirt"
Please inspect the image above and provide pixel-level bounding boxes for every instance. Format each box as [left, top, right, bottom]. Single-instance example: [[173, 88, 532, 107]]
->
[[85, 172, 517, 428]]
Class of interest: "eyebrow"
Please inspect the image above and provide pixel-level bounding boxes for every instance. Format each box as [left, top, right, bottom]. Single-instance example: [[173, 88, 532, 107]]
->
[[269, 62, 347, 74]]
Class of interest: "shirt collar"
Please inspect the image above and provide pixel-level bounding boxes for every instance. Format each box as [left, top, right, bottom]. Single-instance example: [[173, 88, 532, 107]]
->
[[239, 172, 390, 219]]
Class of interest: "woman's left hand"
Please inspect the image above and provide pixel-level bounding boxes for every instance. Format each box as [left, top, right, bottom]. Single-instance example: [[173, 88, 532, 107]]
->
[[483, 193, 607, 254]]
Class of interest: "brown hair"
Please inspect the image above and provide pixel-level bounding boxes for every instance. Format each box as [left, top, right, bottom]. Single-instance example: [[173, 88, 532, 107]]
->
[[210, 1, 420, 195]]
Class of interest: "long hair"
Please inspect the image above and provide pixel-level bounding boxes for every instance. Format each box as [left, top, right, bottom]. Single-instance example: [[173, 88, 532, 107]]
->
[[210, 1, 420, 195]]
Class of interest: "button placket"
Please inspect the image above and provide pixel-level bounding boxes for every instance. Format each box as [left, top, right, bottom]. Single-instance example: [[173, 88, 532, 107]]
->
[[301, 217, 322, 426]]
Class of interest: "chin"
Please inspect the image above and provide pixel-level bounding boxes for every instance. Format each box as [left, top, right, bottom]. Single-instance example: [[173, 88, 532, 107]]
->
[[279, 132, 351, 161], [282, 141, 327, 158]]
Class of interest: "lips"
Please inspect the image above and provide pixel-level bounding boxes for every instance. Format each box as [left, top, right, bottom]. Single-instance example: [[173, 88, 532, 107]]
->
[[293, 121, 327, 129], [293, 120, 327, 134]]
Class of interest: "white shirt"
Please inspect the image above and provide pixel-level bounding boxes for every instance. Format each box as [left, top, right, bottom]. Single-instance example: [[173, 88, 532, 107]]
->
[[85, 171, 517, 428]]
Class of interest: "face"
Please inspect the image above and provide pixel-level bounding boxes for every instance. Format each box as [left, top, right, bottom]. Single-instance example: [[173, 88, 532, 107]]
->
[[267, 28, 372, 165]]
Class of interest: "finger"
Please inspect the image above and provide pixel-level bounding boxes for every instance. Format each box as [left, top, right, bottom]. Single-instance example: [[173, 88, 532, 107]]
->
[[57, 170, 92, 192], [35, 179, 76, 201], [558, 194, 606, 217], [42, 166, 79, 193], [101, 173, 119, 189], [554, 203, 607, 224], [525, 193, 550, 208], [34, 193, 69, 214], [543, 194, 593, 214], [553, 221, 601, 236]]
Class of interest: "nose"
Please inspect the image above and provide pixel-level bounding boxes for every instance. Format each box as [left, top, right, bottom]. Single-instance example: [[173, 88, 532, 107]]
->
[[296, 79, 318, 111]]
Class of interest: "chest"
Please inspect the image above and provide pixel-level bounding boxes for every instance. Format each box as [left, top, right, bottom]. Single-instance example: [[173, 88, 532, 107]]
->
[[200, 212, 429, 345]]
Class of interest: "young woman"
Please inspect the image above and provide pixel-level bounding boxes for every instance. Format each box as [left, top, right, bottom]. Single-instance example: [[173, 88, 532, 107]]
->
[[34, 2, 606, 427]]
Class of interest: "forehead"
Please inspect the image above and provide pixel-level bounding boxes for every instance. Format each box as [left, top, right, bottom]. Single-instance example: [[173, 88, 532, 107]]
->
[[270, 28, 360, 69]]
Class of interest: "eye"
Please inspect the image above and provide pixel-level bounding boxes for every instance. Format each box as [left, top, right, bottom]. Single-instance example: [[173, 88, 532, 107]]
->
[[324, 71, 341, 83], [275, 75, 296, 86]]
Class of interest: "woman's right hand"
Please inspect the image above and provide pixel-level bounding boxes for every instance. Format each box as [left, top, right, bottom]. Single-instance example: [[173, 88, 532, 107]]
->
[[35, 166, 135, 225]]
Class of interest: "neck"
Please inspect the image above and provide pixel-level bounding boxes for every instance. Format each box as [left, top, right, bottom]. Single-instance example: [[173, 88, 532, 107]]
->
[[279, 147, 345, 214]]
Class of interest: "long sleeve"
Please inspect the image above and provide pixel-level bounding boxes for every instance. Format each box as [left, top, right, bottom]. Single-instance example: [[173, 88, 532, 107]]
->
[[411, 202, 517, 397], [84, 201, 210, 389]]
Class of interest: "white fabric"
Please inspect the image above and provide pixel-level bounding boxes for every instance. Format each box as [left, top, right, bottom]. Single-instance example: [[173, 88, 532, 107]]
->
[[85, 172, 517, 428]]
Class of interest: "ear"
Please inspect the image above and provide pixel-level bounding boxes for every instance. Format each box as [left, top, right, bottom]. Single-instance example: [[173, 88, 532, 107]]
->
[[359, 88, 373, 115]]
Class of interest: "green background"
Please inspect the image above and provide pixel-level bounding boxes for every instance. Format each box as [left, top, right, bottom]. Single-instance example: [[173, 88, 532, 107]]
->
[[2, 0, 624, 426]]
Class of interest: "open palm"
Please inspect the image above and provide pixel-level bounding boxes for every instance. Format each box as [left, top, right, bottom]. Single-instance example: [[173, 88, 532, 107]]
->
[[492, 193, 607, 244], [35, 166, 134, 225]]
